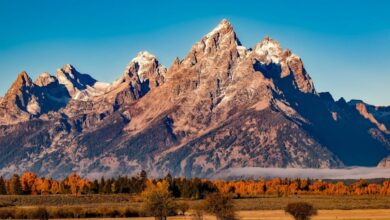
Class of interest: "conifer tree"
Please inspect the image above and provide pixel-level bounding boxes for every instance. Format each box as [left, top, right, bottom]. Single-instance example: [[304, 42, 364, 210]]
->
[[9, 174, 22, 195], [0, 176, 6, 195]]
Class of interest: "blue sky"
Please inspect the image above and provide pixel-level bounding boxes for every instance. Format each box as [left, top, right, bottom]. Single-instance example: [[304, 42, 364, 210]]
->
[[0, 0, 389, 105]]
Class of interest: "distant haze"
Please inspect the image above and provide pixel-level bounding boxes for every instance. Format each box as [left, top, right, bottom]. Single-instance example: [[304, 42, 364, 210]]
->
[[216, 167, 390, 179]]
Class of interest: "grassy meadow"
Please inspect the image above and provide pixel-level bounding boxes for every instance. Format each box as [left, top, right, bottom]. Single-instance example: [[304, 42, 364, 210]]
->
[[1, 194, 390, 219]]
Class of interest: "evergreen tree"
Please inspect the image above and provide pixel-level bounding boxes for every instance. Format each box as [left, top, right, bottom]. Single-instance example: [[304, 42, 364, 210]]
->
[[99, 177, 105, 194], [90, 179, 99, 194], [9, 174, 22, 195], [103, 178, 112, 194], [0, 176, 6, 195]]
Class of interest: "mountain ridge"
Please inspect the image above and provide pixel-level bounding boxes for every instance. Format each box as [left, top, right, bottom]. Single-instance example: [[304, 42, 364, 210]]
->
[[0, 19, 389, 178]]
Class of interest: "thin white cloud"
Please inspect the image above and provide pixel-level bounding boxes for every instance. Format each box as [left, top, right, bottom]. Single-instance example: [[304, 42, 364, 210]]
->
[[215, 167, 390, 179]]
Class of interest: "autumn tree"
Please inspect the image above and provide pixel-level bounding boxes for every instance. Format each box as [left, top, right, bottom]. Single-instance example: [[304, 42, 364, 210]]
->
[[202, 192, 235, 220], [66, 174, 90, 195], [141, 180, 176, 220], [50, 180, 60, 194], [20, 172, 37, 194], [68, 174, 81, 195]]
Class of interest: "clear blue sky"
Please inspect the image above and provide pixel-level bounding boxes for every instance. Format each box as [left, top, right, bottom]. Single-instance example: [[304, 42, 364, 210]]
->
[[0, 0, 389, 105]]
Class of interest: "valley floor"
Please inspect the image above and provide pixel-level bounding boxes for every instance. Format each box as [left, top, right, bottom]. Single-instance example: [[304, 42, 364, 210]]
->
[[1, 194, 390, 219], [50, 210, 390, 220]]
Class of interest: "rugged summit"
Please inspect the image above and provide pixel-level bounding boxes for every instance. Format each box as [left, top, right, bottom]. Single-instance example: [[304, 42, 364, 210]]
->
[[105, 51, 166, 106], [0, 19, 389, 178]]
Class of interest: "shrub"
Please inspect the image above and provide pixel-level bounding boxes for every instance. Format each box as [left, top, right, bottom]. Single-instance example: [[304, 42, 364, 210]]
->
[[141, 180, 176, 220], [202, 192, 235, 220], [285, 202, 317, 220], [33, 207, 49, 220], [124, 207, 140, 217]]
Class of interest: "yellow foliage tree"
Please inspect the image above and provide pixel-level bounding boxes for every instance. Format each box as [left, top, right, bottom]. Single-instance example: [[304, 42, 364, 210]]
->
[[141, 180, 176, 220]]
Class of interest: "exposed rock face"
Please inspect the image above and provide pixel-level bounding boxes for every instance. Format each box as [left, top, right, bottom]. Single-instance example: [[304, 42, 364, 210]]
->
[[355, 102, 388, 132], [254, 37, 315, 93], [35, 73, 57, 87], [0, 71, 35, 123], [105, 51, 166, 107], [378, 155, 390, 168], [349, 100, 390, 131], [0, 19, 389, 178], [56, 64, 109, 101]]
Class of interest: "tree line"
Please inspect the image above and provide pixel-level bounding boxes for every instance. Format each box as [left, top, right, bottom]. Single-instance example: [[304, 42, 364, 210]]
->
[[1, 171, 390, 196]]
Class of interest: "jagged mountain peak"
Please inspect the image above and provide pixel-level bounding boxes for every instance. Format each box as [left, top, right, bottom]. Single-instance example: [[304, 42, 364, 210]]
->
[[167, 57, 181, 74], [56, 64, 98, 100], [252, 36, 316, 94], [173, 56, 181, 65], [3, 71, 33, 101], [115, 51, 166, 84], [131, 51, 156, 62], [104, 51, 166, 105], [0, 71, 35, 120], [254, 36, 283, 64], [181, 19, 242, 68], [126, 51, 164, 81], [34, 72, 57, 87], [204, 18, 241, 47], [206, 19, 234, 37], [62, 63, 75, 73], [15, 70, 33, 87]]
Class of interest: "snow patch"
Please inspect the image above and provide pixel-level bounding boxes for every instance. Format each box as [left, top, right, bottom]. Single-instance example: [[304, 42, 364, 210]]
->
[[27, 97, 41, 115], [255, 37, 283, 64], [206, 19, 231, 38]]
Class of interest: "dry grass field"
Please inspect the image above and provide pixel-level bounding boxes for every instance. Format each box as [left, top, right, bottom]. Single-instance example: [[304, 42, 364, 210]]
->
[[49, 210, 390, 220], [2, 194, 390, 219], [2, 194, 390, 210]]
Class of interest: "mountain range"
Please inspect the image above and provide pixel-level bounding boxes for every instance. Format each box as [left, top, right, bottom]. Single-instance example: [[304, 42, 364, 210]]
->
[[0, 19, 389, 178]]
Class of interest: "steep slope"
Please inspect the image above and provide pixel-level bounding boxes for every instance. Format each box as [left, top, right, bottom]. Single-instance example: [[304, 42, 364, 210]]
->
[[56, 64, 109, 101], [103, 51, 166, 107], [349, 100, 390, 130], [0, 71, 34, 124], [0, 19, 389, 178], [83, 19, 344, 177]]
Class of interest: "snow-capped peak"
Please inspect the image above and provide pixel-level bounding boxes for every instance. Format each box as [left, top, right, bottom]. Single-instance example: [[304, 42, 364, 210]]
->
[[120, 51, 164, 83], [55, 64, 108, 101], [105, 51, 166, 103], [129, 51, 158, 78], [183, 19, 241, 64], [206, 19, 233, 38], [203, 19, 241, 49], [131, 51, 156, 64], [255, 36, 283, 64]]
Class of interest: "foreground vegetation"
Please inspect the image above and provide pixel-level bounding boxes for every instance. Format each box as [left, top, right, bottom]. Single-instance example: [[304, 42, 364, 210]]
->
[[1, 171, 390, 219], [2, 171, 390, 197], [1, 194, 390, 210], [1, 194, 390, 219]]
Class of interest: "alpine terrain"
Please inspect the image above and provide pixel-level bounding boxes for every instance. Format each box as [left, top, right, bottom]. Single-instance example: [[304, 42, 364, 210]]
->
[[0, 19, 389, 178]]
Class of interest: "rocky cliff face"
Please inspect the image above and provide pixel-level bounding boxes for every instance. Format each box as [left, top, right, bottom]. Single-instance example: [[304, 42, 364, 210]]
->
[[0, 19, 389, 178]]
